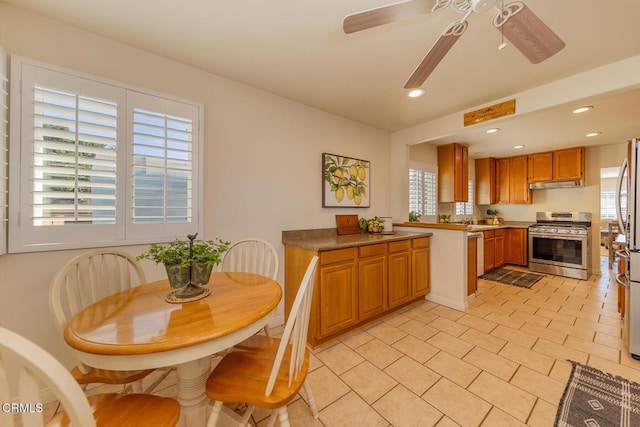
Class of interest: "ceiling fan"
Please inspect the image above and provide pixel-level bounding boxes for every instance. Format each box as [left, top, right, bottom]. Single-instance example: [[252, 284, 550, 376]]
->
[[343, 0, 565, 89]]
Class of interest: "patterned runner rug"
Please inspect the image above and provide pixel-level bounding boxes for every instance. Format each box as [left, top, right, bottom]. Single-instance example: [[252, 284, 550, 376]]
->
[[555, 361, 640, 427], [480, 267, 544, 289]]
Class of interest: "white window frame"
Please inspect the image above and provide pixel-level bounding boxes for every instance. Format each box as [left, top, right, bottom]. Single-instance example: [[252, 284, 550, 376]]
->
[[408, 161, 437, 223], [0, 47, 7, 255], [455, 179, 474, 216], [9, 56, 203, 253]]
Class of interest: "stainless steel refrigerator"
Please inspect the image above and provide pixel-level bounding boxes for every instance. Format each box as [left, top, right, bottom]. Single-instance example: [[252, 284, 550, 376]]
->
[[617, 138, 640, 359]]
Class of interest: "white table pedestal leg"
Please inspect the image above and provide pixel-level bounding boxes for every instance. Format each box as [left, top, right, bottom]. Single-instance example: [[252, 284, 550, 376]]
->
[[176, 357, 211, 427]]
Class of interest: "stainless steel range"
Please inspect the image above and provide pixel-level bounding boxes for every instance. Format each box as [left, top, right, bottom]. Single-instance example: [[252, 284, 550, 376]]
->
[[528, 212, 592, 280]]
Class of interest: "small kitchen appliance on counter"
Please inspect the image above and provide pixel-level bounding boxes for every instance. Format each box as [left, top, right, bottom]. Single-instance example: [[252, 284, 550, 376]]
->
[[528, 212, 592, 280]]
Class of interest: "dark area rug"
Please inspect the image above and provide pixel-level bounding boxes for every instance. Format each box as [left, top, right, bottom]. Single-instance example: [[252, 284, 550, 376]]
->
[[555, 361, 640, 427], [480, 267, 544, 289]]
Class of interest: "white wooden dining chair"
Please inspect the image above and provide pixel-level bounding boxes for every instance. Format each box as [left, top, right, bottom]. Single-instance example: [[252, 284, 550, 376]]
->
[[221, 238, 279, 336], [49, 249, 154, 392], [205, 256, 319, 427], [0, 327, 180, 427]]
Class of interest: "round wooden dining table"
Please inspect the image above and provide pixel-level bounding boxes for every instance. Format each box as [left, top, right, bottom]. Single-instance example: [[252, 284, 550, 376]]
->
[[64, 272, 282, 427]]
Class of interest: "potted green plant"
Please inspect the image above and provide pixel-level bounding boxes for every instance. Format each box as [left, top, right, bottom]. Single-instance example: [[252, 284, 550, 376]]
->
[[137, 233, 230, 292], [409, 211, 421, 222], [486, 209, 499, 225]]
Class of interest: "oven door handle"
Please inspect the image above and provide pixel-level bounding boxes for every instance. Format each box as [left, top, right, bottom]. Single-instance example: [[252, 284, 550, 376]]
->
[[529, 234, 586, 241]]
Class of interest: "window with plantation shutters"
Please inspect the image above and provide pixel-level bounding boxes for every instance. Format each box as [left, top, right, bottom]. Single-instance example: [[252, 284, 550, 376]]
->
[[32, 85, 118, 226], [9, 57, 202, 252], [409, 162, 437, 221], [0, 47, 7, 255], [455, 179, 474, 216]]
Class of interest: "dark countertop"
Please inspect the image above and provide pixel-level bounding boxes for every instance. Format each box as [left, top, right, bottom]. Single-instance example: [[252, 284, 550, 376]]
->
[[282, 228, 433, 252]]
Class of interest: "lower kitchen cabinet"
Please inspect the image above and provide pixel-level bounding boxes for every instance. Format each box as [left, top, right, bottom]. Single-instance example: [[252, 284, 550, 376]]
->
[[318, 248, 358, 337], [412, 237, 431, 296], [388, 240, 412, 308], [284, 235, 431, 348], [506, 228, 528, 266], [495, 229, 506, 267], [358, 244, 388, 320], [468, 235, 478, 295], [484, 227, 529, 272]]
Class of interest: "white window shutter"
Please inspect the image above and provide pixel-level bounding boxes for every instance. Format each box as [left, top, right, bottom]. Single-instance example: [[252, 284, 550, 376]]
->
[[0, 46, 7, 255], [9, 57, 202, 252]]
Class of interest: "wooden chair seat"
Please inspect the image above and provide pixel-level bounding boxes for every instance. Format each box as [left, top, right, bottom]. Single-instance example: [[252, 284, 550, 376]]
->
[[0, 326, 180, 427], [48, 393, 180, 427], [71, 366, 155, 386], [205, 256, 319, 427], [205, 335, 309, 409]]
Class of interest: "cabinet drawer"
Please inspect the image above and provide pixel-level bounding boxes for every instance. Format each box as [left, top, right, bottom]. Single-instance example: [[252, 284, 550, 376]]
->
[[388, 240, 411, 253], [483, 230, 495, 239], [412, 237, 430, 249], [359, 243, 387, 258], [320, 247, 357, 265], [495, 229, 505, 237]]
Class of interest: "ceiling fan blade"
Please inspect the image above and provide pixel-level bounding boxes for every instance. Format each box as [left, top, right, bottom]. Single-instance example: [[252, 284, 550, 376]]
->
[[494, 2, 565, 64], [404, 21, 467, 89], [343, 0, 438, 34]]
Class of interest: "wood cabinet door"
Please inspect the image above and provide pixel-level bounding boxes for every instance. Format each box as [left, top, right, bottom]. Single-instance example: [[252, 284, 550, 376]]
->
[[496, 158, 510, 204], [506, 228, 527, 266], [483, 234, 496, 272], [388, 251, 412, 307], [475, 158, 496, 205], [528, 152, 553, 183], [553, 147, 584, 181], [467, 236, 477, 295], [454, 144, 469, 202], [495, 229, 506, 267], [411, 247, 430, 297], [358, 255, 388, 320], [509, 156, 531, 204], [438, 143, 468, 203], [319, 261, 358, 337]]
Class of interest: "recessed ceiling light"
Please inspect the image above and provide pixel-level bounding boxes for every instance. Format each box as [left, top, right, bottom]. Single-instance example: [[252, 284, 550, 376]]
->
[[514, 145, 525, 149], [572, 106, 593, 114], [486, 128, 499, 134], [585, 132, 601, 137], [407, 89, 425, 98]]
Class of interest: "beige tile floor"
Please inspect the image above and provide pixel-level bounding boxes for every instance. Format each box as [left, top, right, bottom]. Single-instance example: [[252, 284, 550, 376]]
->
[[38, 254, 640, 426]]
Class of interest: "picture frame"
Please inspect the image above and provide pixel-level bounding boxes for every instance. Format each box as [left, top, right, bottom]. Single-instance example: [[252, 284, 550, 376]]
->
[[322, 153, 370, 208]]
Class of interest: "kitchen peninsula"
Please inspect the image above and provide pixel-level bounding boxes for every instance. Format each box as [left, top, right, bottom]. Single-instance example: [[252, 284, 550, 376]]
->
[[395, 221, 532, 312], [283, 228, 432, 348]]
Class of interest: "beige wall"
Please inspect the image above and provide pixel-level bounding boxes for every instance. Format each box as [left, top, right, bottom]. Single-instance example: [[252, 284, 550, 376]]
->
[[0, 5, 391, 365]]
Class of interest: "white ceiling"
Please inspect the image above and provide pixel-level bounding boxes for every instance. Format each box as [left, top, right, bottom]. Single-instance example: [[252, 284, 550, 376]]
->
[[5, 0, 640, 157]]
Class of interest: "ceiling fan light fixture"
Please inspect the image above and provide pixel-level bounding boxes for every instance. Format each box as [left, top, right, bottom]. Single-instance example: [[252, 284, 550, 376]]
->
[[408, 89, 425, 98], [572, 106, 593, 114], [585, 132, 601, 137]]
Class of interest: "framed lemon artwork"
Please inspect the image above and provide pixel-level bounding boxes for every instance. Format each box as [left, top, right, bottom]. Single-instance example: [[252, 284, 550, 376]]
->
[[322, 153, 370, 208]]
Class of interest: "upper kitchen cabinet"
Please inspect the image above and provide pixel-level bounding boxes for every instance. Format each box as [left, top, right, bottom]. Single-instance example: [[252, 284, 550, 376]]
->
[[509, 155, 531, 204], [554, 147, 585, 181], [493, 156, 530, 204], [527, 147, 585, 183], [438, 143, 468, 203], [528, 151, 553, 183], [496, 158, 510, 204], [475, 157, 496, 205]]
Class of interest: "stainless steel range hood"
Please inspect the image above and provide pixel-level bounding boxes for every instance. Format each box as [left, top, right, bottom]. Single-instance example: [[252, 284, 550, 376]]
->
[[529, 180, 584, 190]]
